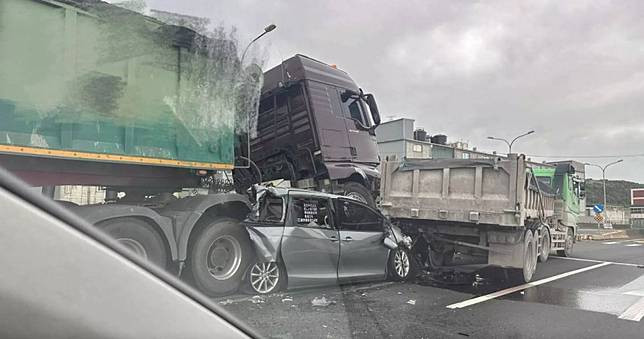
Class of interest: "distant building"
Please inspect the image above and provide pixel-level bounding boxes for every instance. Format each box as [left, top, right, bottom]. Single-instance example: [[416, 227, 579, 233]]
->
[[375, 118, 493, 160], [631, 188, 644, 228]]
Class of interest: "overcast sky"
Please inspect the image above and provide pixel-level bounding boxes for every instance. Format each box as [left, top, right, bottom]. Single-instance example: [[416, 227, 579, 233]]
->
[[146, 0, 644, 182]]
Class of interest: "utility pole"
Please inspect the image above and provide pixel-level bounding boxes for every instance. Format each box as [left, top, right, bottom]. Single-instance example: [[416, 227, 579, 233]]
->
[[487, 130, 535, 154], [585, 159, 623, 227]]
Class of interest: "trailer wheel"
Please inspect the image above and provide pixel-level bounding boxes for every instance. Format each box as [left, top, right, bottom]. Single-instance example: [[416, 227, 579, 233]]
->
[[508, 230, 537, 283], [344, 182, 375, 208], [98, 217, 168, 269], [190, 217, 252, 296], [538, 227, 551, 263], [556, 228, 574, 257]]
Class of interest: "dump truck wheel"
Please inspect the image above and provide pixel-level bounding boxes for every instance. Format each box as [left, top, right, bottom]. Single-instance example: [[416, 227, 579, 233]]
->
[[190, 217, 252, 296], [98, 217, 168, 269], [508, 230, 537, 283], [344, 182, 375, 208], [538, 227, 551, 263], [556, 228, 574, 257]]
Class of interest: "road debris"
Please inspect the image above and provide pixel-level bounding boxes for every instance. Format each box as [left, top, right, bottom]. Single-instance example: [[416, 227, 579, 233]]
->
[[219, 299, 234, 305], [282, 297, 294, 303], [397, 292, 403, 295], [407, 299, 416, 305], [251, 295, 266, 304], [311, 296, 336, 307]]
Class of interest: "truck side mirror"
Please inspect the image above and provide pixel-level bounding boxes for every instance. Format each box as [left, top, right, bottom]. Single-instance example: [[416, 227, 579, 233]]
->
[[365, 94, 381, 126]]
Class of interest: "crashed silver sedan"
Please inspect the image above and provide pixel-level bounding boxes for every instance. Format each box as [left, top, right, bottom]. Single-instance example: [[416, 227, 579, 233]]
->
[[243, 186, 413, 294]]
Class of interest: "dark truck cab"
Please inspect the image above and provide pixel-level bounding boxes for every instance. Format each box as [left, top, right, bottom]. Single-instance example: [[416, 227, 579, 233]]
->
[[239, 55, 382, 206]]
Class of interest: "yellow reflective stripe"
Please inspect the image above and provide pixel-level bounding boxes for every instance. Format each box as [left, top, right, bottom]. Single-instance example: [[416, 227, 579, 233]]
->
[[0, 145, 233, 170]]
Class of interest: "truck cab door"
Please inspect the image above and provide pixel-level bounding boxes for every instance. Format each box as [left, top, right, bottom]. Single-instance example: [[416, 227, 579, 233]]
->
[[280, 196, 340, 288], [335, 198, 389, 283], [337, 90, 379, 164]]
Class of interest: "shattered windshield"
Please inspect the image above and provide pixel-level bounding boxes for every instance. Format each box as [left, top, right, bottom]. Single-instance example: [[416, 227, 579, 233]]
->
[[2, 1, 644, 338]]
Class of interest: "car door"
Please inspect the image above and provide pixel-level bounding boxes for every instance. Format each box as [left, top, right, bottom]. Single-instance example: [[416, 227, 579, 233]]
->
[[280, 195, 340, 288], [336, 198, 389, 283]]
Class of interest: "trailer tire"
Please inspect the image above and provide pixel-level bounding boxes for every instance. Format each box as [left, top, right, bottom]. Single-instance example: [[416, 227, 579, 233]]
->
[[98, 217, 168, 269], [538, 228, 551, 263], [344, 182, 375, 208], [556, 228, 574, 257], [190, 217, 251, 296], [508, 230, 537, 283]]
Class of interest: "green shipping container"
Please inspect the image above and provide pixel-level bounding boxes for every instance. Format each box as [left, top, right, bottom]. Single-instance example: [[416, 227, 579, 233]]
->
[[0, 0, 257, 170]]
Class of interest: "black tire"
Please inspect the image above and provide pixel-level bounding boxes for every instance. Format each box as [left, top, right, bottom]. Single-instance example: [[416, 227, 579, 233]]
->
[[508, 230, 537, 283], [557, 228, 574, 257], [388, 247, 415, 281], [247, 261, 286, 295], [538, 227, 551, 263], [343, 182, 376, 208], [98, 217, 168, 269], [190, 217, 252, 296]]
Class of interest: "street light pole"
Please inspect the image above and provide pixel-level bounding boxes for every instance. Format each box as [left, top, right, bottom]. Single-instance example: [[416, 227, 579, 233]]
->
[[487, 130, 535, 154], [240, 24, 276, 65], [585, 159, 624, 226]]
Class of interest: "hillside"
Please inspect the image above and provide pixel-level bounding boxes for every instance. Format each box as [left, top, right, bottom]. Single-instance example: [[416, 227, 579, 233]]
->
[[585, 179, 644, 207]]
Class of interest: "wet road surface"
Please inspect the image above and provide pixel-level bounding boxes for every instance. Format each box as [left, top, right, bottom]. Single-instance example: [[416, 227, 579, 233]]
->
[[219, 239, 644, 338]]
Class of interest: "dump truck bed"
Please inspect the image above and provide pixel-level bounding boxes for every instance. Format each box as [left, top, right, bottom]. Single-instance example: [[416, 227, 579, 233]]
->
[[380, 155, 554, 227]]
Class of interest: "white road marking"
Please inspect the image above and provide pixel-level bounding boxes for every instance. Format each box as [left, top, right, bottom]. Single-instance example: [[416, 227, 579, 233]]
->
[[602, 241, 618, 245], [551, 256, 643, 267], [625, 244, 642, 247], [446, 262, 612, 309], [618, 297, 644, 322]]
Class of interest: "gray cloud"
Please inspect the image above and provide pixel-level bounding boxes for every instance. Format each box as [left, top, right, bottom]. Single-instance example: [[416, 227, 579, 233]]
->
[[148, 0, 644, 182]]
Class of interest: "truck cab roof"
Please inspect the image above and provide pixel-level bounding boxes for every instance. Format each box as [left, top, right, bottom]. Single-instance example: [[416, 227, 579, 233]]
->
[[262, 54, 359, 95]]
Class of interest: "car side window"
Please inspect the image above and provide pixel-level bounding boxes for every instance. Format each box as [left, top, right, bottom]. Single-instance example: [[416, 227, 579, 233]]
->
[[258, 197, 285, 223], [290, 197, 333, 229], [338, 200, 382, 232]]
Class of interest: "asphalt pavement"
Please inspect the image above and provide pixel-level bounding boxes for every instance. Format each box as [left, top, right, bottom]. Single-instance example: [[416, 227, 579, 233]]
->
[[219, 239, 644, 338]]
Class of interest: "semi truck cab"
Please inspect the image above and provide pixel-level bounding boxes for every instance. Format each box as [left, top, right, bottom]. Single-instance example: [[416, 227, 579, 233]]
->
[[238, 55, 382, 206]]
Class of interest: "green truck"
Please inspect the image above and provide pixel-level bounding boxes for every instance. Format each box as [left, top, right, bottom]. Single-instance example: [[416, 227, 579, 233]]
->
[[0, 0, 382, 295]]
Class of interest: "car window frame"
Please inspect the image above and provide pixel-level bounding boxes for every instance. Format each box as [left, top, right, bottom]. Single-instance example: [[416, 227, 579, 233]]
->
[[287, 194, 336, 230], [335, 197, 385, 233], [0, 167, 263, 339]]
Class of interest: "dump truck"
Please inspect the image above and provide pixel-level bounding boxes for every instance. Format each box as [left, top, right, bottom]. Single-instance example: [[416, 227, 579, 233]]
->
[[0, 0, 381, 296], [379, 154, 585, 282]]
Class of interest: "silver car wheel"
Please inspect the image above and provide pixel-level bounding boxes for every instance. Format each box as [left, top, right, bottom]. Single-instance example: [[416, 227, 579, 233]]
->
[[250, 262, 280, 294], [394, 249, 410, 278], [117, 238, 148, 260], [206, 235, 242, 281]]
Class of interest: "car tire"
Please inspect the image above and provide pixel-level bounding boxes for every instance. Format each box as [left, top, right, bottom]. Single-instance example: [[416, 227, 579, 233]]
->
[[190, 217, 252, 296], [508, 229, 537, 283], [538, 227, 551, 263], [388, 247, 414, 281], [556, 227, 574, 257], [98, 217, 168, 269], [247, 261, 285, 294], [344, 182, 375, 208]]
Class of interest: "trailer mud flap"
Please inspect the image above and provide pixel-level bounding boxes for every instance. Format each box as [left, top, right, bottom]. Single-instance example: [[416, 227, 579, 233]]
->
[[488, 231, 525, 268]]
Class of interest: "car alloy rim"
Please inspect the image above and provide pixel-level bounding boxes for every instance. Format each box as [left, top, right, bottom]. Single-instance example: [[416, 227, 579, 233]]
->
[[206, 235, 242, 280], [116, 238, 148, 260], [250, 262, 280, 294], [394, 249, 410, 277]]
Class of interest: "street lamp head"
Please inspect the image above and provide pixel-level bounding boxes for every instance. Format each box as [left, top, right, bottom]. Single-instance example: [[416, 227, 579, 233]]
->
[[264, 24, 277, 33], [617, 159, 624, 163], [527, 130, 535, 135], [487, 136, 495, 139]]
